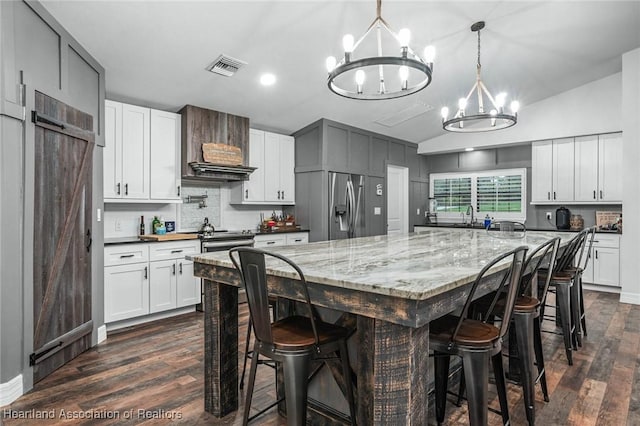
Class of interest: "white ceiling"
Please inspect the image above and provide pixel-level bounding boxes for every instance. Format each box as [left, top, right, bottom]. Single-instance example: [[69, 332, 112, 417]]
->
[[40, 1, 640, 144]]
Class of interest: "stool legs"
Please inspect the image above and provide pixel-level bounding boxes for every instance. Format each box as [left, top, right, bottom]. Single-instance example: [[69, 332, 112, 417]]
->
[[578, 274, 587, 338], [243, 342, 260, 426], [514, 311, 536, 425], [533, 316, 550, 402], [434, 352, 451, 425], [240, 317, 253, 390], [281, 353, 311, 426], [570, 278, 583, 348], [463, 350, 491, 426], [554, 282, 574, 365], [491, 351, 510, 426]]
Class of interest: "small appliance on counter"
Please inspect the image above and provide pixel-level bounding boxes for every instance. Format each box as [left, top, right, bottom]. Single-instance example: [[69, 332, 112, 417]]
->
[[556, 206, 571, 230], [426, 198, 438, 225]]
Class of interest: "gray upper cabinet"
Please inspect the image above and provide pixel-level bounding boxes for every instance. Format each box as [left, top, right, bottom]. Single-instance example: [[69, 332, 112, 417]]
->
[[388, 141, 406, 165], [325, 124, 348, 171], [6, 1, 106, 146], [370, 137, 388, 177], [349, 131, 370, 174]]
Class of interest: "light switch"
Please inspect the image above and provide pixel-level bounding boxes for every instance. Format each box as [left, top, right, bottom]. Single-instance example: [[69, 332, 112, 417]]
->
[[417, 208, 420, 215], [374, 207, 381, 215], [96, 208, 101, 222]]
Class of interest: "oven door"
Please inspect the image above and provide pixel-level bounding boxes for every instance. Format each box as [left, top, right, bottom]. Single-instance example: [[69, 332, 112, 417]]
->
[[196, 238, 254, 311]]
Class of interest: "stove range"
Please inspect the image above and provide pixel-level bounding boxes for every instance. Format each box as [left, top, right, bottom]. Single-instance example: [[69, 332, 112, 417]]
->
[[198, 229, 255, 242]]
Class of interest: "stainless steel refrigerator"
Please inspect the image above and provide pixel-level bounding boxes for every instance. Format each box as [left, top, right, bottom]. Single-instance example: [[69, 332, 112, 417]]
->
[[329, 172, 365, 239]]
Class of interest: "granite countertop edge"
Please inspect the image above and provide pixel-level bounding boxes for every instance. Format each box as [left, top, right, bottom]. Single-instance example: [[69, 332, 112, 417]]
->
[[414, 224, 622, 234]]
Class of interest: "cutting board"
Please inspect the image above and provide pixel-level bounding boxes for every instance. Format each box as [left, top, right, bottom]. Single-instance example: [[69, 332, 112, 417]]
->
[[139, 233, 199, 241]]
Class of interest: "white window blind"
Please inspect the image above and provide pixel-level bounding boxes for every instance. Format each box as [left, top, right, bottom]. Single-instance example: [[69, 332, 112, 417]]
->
[[430, 168, 526, 221]]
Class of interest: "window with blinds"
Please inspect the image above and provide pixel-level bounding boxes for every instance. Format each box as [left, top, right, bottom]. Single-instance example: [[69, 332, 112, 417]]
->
[[432, 177, 472, 213], [430, 169, 526, 221]]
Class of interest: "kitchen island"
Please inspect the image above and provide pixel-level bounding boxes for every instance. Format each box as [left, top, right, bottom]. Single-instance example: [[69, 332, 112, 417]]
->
[[190, 228, 574, 425]]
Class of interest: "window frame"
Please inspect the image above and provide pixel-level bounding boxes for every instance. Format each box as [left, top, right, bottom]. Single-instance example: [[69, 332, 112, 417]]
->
[[429, 168, 527, 222]]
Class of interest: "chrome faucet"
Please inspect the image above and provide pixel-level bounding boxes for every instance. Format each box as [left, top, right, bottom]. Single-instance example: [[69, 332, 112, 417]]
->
[[466, 205, 475, 225]]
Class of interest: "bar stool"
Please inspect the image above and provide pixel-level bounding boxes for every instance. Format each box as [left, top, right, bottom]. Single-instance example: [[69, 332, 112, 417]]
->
[[539, 228, 591, 365], [506, 237, 560, 425], [430, 245, 528, 426], [229, 247, 356, 426]]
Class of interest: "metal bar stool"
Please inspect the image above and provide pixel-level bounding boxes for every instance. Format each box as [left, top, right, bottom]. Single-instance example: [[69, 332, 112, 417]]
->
[[507, 237, 561, 425], [229, 247, 356, 426], [539, 228, 591, 365], [430, 245, 528, 426]]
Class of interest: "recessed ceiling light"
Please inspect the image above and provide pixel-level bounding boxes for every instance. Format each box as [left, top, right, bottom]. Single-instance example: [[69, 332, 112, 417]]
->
[[465, 147, 475, 152], [260, 73, 276, 86]]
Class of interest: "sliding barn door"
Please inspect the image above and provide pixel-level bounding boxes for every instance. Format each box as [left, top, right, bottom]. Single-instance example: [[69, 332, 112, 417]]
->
[[31, 91, 94, 383]]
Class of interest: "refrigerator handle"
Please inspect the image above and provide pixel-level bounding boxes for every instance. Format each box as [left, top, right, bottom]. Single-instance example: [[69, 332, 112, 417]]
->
[[330, 172, 337, 223], [347, 179, 356, 237], [354, 176, 363, 233]]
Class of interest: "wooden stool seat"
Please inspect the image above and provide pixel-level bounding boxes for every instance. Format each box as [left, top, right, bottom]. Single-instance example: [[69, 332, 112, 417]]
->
[[513, 295, 540, 312], [431, 315, 500, 346], [271, 316, 351, 349]]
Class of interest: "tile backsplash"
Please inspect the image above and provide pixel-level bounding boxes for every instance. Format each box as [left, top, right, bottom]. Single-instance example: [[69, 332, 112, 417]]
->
[[178, 185, 222, 231]]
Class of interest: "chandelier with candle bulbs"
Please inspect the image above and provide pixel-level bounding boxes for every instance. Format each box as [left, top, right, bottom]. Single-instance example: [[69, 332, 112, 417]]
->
[[325, 0, 435, 100], [441, 21, 519, 132]]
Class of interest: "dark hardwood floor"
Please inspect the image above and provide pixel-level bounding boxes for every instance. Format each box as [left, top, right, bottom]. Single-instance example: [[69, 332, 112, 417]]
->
[[2, 290, 639, 425]]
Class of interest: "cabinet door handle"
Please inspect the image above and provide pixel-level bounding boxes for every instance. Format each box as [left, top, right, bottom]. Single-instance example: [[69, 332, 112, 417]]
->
[[593, 190, 596, 199], [600, 190, 603, 199], [553, 191, 556, 200], [245, 189, 248, 199], [86, 229, 92, 253], [179, 262, 183, 274], [547, 191, 550, 200], [282, 190, 285, 199], [277, 190, 281, 199], [595, 250, 598, 260], [125, 183, 129, 196], [177, 185, 181, 197], [117, 183, 121, 195], [171, 249, 183, 254], [120, 254, 134, 258], [144, 266, 148, 279], [172, 264, 176, 275]]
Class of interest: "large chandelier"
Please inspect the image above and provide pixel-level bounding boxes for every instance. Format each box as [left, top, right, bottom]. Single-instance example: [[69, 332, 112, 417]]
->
[[325, 0, 435, 100], [441, 21, 519, 132]]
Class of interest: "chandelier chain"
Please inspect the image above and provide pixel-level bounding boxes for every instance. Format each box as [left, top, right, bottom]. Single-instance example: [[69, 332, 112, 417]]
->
[[477, 28, 482, 72]]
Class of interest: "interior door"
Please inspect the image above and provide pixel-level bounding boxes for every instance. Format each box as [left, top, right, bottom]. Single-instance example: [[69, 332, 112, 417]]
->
[[387, 165, 409, 235], [32, 91, 94, 383]]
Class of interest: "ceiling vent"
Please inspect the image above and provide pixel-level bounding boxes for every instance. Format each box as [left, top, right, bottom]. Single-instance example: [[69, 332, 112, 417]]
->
[[374, 102, 434, 127], [206, 54, 247, 77]]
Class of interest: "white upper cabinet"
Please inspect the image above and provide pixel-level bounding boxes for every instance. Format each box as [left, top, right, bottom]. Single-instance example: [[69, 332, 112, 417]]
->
[[531, 138, 574, 203], [104, 100, 150, 200], [574, 135, 599, 202], [598, 133, 622, 202], [531, 140, 553, 202], [150, 109, 181, 200], [231, 129, 295, 205], [531, 132, 622, 205], [104, 100, 181, 203]]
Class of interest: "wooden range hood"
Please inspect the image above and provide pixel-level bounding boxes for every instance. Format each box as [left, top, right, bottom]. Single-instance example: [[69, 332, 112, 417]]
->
[[179, 104, 255, 182]]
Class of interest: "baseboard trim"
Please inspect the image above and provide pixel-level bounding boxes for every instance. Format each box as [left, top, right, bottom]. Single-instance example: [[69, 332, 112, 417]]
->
[[97, 325, 107, 344], [105, 307, 196, 332], [619, 291, 640, 305], [0, 374, 23, 407], [583, 283, 621, 294]]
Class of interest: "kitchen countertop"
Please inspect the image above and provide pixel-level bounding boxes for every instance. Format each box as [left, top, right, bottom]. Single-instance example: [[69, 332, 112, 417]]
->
[[104, 233, 199, 245], [190, 227, 574, 301], [414, 223, 622, 234]]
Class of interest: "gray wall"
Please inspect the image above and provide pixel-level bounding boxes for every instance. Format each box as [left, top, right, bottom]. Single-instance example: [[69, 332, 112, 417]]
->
[[0, 0, 105, 391], [424, 144, 622, 230], [293, 118, 429, 242]]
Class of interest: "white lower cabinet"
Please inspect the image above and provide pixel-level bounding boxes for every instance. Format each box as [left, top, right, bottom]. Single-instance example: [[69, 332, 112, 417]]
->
[[149, 259, 178, 313], [582, 233, 620, 287], [253, 232, 309, 248], [104, 262, 150, 323], [105, 241, 201, 324]]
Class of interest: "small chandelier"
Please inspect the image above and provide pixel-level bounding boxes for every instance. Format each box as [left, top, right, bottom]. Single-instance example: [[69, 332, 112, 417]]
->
[[325, 0, 435, 100], [441, 21, 519, 132]]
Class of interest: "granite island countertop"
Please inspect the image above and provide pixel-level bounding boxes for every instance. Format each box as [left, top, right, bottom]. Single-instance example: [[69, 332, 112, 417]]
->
[[190, 228, 574, 301]]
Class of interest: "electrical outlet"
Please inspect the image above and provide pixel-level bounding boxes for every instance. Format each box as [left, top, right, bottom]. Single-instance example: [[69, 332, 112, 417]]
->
[[115, 219, 121, 231], [546, 212, 552, 220]]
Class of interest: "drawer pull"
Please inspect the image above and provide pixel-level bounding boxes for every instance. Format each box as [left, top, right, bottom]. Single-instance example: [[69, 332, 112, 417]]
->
[[120, 254, 135, 258], [171, 249, 183, 254], [294, 239, 302, 242], [267, 241, 276, 245]]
